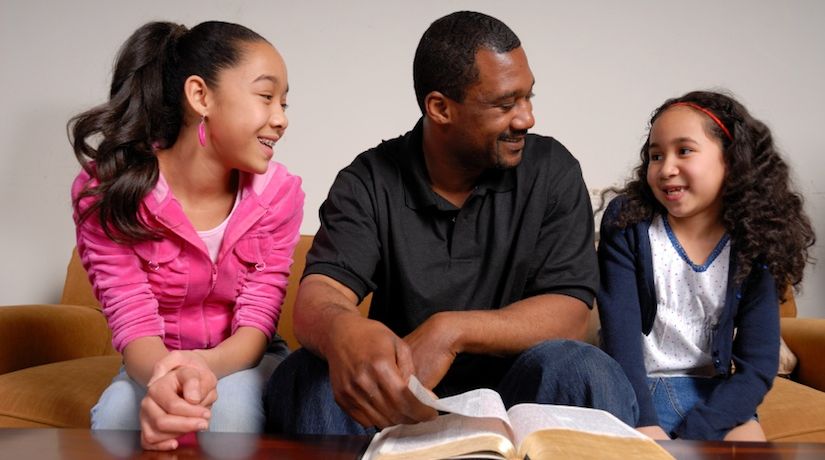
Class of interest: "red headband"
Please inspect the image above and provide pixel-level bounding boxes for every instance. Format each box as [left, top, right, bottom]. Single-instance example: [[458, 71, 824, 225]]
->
[[671, 102, 733, 141]]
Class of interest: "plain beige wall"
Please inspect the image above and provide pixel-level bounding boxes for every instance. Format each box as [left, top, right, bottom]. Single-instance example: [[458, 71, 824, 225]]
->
[[1, 1, 823, 316]]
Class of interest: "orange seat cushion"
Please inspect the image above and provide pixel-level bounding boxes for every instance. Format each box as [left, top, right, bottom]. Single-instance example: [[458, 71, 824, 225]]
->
[[759, 377, 825, 442], [0, 356, 121, 428]]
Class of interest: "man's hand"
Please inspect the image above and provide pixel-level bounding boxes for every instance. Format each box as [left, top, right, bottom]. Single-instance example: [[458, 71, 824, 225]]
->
[[140, 365, 218, 450], [325, 314, 437, 429], [403, 312, 460, 390]]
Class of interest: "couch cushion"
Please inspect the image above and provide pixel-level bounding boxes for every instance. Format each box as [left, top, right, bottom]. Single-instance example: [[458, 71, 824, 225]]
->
[[759, 376, 825, 442], [0, 356, 120, 428], [60, 249, 100, 309]]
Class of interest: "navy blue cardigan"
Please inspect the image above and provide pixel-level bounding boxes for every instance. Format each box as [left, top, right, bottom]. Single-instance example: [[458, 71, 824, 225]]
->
[[597, 198, 780, 440]]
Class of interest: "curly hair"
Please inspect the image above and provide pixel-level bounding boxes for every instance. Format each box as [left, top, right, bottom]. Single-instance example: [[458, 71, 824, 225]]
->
[[412, 11, 520, 114], [68, 21, 266, 242], [604, 90, 815, 296]]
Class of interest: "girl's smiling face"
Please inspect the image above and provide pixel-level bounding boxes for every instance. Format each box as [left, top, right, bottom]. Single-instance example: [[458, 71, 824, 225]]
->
[[205, 40, 289, 174], [646, 105, 727, 225]]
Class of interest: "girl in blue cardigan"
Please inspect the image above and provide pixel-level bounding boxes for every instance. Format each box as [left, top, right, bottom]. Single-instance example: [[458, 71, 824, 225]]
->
[[597, 90, 814, 441]]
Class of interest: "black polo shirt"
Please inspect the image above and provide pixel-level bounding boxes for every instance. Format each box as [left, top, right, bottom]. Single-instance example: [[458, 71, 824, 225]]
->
[[305, 119, 598, 340]]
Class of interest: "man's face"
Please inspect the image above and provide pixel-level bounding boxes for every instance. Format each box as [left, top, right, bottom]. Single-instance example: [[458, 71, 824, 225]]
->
[[448, 46, 535, 170]]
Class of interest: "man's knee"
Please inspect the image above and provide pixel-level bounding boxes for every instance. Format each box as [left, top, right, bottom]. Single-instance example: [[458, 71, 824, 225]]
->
[[517, 339, 615, 374], [264, 348, 334, 431], [515, 340, 610, 372], [502, 340, 637, 425], [268, 348, 330, 390], [264, 348, 370, 435]]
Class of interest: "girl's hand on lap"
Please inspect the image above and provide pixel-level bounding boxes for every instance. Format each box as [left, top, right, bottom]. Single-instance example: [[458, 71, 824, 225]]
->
[[148, 350, 212, 387], [140, 366, 218, 450]]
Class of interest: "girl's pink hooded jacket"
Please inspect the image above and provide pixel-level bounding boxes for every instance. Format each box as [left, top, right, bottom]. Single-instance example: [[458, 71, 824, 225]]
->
[[72, 162, 303, 353]]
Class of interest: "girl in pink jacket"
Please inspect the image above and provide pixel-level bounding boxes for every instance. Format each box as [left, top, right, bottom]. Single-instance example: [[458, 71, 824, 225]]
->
[[68, 21, 303, 451]]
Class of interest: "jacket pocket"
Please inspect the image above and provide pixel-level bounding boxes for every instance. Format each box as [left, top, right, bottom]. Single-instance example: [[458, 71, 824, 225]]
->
[[132, 238, 188, 309], [233, 233, 275, 273]]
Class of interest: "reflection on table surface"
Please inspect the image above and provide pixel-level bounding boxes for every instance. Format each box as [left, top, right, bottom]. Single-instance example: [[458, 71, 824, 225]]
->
[[0, 429, 370, 460], [1, 429, 824, 459]]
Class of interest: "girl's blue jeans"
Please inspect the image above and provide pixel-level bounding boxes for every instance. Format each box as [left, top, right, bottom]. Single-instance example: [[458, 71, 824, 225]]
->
[[647, 375, 755, 437], [91, 348, 286, 433]]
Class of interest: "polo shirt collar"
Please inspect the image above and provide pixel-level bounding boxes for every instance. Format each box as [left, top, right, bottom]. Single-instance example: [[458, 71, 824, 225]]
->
[[400, 118, 517, 211]]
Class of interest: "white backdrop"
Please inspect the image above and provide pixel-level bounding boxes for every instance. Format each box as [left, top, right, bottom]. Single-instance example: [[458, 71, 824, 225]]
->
[[1, 1, 823, 317]]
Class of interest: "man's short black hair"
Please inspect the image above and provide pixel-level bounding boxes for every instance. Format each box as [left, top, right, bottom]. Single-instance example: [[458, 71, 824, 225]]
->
[[413, 11, 521, 114]]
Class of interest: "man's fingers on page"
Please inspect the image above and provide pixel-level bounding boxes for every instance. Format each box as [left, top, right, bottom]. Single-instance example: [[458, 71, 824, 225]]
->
[[348, 399, 394, 429], [394, 382, 438, 423], [365, 363, 426, 425], [405, 393, 438, 422], [332, 380, 392, 428], [372, 387, 423, 427]]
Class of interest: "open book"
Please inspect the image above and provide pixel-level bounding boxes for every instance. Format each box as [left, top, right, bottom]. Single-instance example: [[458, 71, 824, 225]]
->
[[362, 377, 673, 460]]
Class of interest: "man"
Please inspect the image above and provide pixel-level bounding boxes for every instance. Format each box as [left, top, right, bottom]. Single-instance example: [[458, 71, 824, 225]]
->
[[265, 11, 637, 434]]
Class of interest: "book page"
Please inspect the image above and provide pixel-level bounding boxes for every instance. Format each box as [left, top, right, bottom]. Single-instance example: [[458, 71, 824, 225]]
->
[[361, 413, 515, 460], [506, 403, 647, 447], [519, 430, 674, 460], [408, 376, 510, 426]]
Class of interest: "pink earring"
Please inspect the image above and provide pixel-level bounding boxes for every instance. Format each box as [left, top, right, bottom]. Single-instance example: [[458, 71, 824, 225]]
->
[[198, 115, 207, 147]]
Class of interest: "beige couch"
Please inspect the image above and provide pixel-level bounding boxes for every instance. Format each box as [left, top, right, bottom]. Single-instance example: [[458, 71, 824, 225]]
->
[[1, 235, 824, 442]]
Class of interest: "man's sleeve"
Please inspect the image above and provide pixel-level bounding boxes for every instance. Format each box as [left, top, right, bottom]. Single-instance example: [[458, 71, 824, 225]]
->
[[524, 157, 598, 306], [304, 167, 381, 302]]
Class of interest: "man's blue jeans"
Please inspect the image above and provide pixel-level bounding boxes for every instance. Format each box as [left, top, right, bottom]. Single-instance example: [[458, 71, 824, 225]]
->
[[264, 340, 638, 434]]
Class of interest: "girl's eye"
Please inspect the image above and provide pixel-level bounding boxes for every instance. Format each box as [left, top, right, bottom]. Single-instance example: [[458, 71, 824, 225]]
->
[[649, 153, 662, 161], [281, 103, 289, 110], [679, 147, 692, 155], [260, 94, 274, 101]]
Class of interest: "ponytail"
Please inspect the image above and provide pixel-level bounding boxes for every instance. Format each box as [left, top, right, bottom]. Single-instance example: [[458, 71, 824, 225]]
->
[[69, 21, 266, 242]]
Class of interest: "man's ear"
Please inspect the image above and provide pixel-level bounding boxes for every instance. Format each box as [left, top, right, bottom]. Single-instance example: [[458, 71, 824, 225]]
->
[[424, 91, 453, 125], [183, 75, 209, 117]]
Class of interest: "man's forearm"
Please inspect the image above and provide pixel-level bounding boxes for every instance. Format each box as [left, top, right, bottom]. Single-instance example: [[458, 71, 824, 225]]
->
[[293, 274, 364, 357], [446, 293, 591, 356]]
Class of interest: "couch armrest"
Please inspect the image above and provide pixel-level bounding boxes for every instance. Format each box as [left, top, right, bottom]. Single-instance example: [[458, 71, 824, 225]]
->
[[0, 304, 117, 375], [781, 317, 825, 393]]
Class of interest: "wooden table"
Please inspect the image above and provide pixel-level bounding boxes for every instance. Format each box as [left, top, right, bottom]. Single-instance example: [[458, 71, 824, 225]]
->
[[1, 429, 824, 459]]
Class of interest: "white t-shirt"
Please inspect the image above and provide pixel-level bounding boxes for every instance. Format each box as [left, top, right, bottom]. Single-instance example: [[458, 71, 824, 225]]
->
[[643, 215, 730, 377]]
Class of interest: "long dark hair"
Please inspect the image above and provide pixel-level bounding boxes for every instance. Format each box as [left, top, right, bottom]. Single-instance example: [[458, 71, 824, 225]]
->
[[604, 90, 815, 295], [68, 21, 266, 242]]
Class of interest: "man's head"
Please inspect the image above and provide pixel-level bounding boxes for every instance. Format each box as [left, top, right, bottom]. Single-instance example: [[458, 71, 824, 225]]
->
[[413, 11, 521, 114], [415, 12, 535, 171]]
